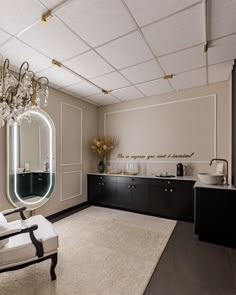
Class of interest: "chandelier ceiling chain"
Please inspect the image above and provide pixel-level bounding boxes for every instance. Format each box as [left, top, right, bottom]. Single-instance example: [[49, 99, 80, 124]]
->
[[0, 57, 49, 127]]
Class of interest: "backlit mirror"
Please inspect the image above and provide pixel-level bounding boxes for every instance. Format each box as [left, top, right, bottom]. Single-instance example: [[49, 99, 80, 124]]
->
[[6, 109, 56, 211]]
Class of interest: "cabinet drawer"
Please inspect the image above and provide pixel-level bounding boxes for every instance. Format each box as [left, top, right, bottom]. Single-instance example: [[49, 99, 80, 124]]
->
[[149, 178, 175, 187], [116, 176, 145, 185], [91, 175, 116, 183]]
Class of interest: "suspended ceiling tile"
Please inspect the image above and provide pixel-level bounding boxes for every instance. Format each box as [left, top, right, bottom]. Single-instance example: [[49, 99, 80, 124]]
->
[[0, 0, 46, 35], [87, 93, 120, 106], [0, 30, 11, 47], [91, 71, 130, 90], [64, 50, 113, 79], [59, 87, 99, 105], [37, 65, 83, 88], [112, 86, 144, 101], [39, 0, 64, 10], [63, 81, 100, 97], [136, 79, 172, 96], [0, 38, 51, 72], [55, 0, 136, 47], [120, 59, 164, 84], [208, 0, 236, 40], [208, 60, 234, 84], [170, 68, 206, 90], [158, 45, 206, 75], [18, 17, 89, 61], [208, 34, 236, 65], [124, 0, 200, 27], [97, 31, 153, 69], [142, 5, 203, 56]]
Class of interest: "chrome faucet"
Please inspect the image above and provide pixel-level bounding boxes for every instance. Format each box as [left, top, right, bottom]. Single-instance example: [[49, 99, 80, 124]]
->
[[209, 158, 229, 185]]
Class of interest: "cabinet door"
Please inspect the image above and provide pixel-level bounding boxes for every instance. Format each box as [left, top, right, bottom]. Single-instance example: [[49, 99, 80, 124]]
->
[[131, 183, 148, 211], [149, 185, 173, 217], [196, 188, 236, 247], [32, 173, 43, 196], [17, 173, 31, 198], [88, 176, 103, 202], [99, 182, 117, 205], [171, 182, 194, 221], [116, 183, 132, 208]]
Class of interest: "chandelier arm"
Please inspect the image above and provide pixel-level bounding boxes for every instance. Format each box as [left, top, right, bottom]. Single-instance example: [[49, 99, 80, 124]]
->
[[18, 61, 30, 82], [3, 59, 10, 73], [2, 59, 10, 95], [36, 76, 49, 87]]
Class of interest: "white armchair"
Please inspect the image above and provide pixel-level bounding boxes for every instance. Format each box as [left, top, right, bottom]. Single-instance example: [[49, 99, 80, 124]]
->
[[0, 207, 58, 280]]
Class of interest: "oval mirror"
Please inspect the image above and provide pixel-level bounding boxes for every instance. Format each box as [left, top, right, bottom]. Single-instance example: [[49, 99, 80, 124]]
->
[[6, 109, 56, 211]]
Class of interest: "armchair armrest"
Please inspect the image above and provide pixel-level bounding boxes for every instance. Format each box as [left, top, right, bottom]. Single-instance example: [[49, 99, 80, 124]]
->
[[2, 207, 27, 220], [0, 224, 44, 258]]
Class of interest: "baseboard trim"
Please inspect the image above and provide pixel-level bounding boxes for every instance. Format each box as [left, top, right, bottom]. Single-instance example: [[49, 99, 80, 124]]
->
[[46, 201, 90, 222]]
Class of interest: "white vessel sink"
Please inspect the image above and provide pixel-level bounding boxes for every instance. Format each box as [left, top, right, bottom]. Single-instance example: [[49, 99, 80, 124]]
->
[[197, 173, 224, 185]]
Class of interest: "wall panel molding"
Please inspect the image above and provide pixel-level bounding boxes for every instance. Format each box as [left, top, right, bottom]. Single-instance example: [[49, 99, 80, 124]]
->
[[61, 102, 83, 166], [60, 170, 82, 202], [104, 94, 217, 163]]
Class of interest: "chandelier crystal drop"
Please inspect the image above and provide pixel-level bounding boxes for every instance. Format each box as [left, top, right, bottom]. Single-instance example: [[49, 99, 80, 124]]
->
[[0, 58, 49, 127]]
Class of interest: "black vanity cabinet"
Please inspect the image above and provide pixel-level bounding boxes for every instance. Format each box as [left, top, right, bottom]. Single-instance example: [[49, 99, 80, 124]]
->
[[16, 173, 31, 198], [148, 179, 194, 220], [194, 187, 236, 248], [32, 173, 50, 196], [88, 175, 117, 206], [88, 174, 195, 221], [116, 177, 148, 211]]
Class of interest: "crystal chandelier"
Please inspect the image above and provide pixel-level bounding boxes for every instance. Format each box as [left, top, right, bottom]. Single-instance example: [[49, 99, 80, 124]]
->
[[0, 58, 49, 127]]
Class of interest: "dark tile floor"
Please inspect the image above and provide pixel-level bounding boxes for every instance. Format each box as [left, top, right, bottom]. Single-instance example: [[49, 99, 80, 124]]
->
[[144, 222, 236, 295]]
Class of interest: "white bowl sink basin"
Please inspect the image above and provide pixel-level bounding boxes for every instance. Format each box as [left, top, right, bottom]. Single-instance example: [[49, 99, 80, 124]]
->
[[197, 173, 224, 185]]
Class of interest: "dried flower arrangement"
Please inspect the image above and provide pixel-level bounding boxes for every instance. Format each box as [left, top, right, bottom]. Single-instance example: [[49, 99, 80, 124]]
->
[[89, 136, 115, 161]]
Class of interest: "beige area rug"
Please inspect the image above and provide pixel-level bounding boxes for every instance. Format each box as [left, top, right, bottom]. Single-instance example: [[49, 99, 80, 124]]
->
[[0, 206, 176, 295]]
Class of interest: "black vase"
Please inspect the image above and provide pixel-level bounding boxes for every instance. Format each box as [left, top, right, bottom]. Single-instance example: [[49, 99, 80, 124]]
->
[[98, 161, 105, 173]]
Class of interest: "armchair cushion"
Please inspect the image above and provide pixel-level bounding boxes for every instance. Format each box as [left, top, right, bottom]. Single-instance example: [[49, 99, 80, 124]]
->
[[0, 213, 9, 248], [0, 215, 58, 268], [0, 213, 7, 223]]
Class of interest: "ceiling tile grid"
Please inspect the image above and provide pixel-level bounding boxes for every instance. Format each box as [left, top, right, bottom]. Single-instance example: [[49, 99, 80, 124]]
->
[[124, 0, 200, 27], [63, 81, 100, 97], [64, 50, 114, 79], [0, 0, 46, 35], [158, 45, 206, 75], [96, 31, 154, 69], [18, 17, 89, 61], [37, 65, 83, 88], [55, 0, 136, 47], [208, 34, 236, 66], [0, 29, 11, 47], [208, 60, 234, 84], [208, 0, 236, 40], [0, 0, 234, 106], [0, 38, 51, 72], [142, 4, 204, 56], [170, 67, 207, 90], [120, 59, 164, 84], [112, 86, 144, 101], [87, 93, 121, 105], [136, 78, 173, 97], [91, 71, 131, 90]]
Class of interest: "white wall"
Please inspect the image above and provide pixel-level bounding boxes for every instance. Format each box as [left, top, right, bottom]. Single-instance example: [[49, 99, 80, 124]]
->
[[98, 80, 231, 179], [0, 87, 98, 217]]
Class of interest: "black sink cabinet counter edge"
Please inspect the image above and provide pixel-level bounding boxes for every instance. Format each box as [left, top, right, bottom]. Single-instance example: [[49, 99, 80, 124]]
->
[[194, 182, 236, 248], [87, 173, 196, 222]]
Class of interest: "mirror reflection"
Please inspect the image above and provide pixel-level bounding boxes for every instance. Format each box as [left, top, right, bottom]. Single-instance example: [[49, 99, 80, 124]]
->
[[7, 109, 56, 210]]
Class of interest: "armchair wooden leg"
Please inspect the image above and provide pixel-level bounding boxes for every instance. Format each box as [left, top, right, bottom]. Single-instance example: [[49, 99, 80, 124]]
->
[[50, 253, 58, 281]]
